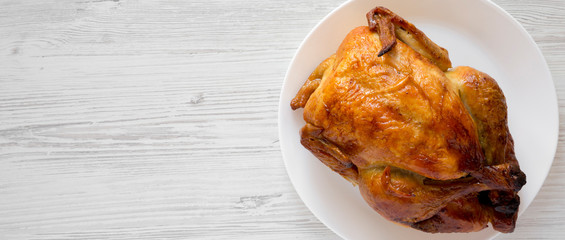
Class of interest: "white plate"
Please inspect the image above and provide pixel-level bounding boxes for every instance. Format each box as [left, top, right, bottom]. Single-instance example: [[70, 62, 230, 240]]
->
[[279, 0, 558, 239]]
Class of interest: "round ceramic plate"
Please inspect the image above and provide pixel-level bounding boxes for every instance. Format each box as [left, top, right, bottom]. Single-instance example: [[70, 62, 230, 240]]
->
[[278, 0, 558, 239]]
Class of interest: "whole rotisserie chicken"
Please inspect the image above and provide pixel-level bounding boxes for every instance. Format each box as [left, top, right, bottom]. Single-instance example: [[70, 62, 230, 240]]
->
[[291, 6, 526, 233]]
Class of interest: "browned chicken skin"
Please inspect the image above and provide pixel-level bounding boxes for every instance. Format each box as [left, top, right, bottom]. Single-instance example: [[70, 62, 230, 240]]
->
[[291, 6, 526, 233]]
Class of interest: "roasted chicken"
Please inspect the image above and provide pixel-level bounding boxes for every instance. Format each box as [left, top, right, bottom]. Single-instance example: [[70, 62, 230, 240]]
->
[[291, 6, 526, 233]]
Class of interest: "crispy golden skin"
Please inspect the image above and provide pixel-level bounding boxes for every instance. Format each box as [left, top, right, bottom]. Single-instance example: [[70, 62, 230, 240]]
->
[[291, 6, 526, 233]]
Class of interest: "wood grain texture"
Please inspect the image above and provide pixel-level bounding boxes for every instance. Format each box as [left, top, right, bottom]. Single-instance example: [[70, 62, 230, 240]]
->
[[0, 0, 563, 239]]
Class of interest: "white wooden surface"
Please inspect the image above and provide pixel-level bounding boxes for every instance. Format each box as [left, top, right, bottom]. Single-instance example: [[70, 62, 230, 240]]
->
[[1, 0, 564, 239]]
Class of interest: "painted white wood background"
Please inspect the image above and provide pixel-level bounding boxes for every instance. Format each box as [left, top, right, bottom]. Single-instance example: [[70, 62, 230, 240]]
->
[[1, 0, 564, 239]]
